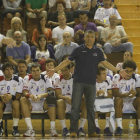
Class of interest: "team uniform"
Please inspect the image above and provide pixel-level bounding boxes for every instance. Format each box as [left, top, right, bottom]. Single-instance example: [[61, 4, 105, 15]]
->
[[56, 75, 73, 113], [23, 74, 53, 111], [0, 75, 23, 111], [95, 76, 115, 132], [112, 73, 140, 112]]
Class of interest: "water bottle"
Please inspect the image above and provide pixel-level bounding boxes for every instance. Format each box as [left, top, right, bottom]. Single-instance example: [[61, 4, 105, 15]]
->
[[128, 116, 134, 137]]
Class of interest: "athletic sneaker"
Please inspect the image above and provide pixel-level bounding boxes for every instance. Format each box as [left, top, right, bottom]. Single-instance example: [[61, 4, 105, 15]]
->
[[12, 126, 20, 137], [137, 129, 140, 136], [62, 127, 70, 137], [23, 129, 35, 137], [49, 128, 58, 137], [115, 127, 123, 136], [0, 128, 4, 137], [77, 127, 86, 137], [96, 127, 101, 135], [104, 127, 113, 136]]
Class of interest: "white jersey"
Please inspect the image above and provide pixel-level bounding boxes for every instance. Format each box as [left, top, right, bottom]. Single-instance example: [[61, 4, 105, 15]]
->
[[57, 75, 73, 112], [41, 71, 60, 88], [0, 75, 23, 96], [112, 73, 140, 99], [94, 7, 122, 24], [23, 74, 53, 95], [96, 76, 112, 97]]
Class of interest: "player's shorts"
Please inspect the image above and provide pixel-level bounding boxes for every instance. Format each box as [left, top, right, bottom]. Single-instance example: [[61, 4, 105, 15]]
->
[[122, 98, 136, 112]]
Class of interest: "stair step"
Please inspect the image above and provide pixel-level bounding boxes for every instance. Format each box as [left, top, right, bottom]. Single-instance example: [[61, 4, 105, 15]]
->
[[125, 28, 140, 36], [115, 0, 140, 5], [129, 37, 140, 46], [133, 46, 140, 53], [117, 5, 140, 12], [133, 54, 140, 62], [122, 19, 140, 28]]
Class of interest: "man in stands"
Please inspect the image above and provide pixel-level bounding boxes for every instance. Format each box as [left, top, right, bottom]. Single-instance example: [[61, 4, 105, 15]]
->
[[52, 14, 74, 45], [94, 0, 122, 38], [74, 11, 99, 45], [95, 65, 114, 136], [112, 60, 140, 136], [56, 64, 87, 137], [15, 60, 29, 78], [20, 63, 58, 137], [101, 14, 133, 54], [0, 62, 23, 137]]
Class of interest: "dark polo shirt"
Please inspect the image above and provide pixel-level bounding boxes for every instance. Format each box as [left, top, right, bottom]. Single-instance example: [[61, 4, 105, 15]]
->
[[68, 44, 105, 84]]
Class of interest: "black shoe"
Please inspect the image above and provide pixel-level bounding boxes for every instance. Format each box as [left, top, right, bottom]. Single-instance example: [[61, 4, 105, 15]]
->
[[0, 127, 4, 137], [115, 127, 123, 136], [12, 126, 20, 137], [104, 127, 113, 136]]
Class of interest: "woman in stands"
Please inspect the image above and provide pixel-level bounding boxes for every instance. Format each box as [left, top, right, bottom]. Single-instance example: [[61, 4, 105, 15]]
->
[[31, 16, 52, 47], [6, 17, 27, 42], [2, 0, 23, 18], [116, 51, 138, 73], [36, 35, 55, 71]]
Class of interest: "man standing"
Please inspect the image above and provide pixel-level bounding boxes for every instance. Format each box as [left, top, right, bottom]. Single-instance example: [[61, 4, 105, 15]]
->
[[48, 30, 128, 137]]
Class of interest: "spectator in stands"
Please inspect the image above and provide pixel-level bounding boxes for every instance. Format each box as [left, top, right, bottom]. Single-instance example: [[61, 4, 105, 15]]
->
[[2, 0, 23, 18], [112, 60, 140, 136], [6, 17, 27, 42], [91, 0, 97, 13], [52, 14, 74, 45], [94, 0, 121, 38], [71, 0, 91, 11], [26, 0, 47, 18], [6, 31, 31, 73], [49, 0, 71, 12], [32, 16, 52, 47], [74, 11, 99, 45], [20, 63, 58, 137], [36, 35, 55, 71], [56, 64, 87, 137], [101, 14, 133, 54], [96, 0, 115, 9], [55, 31, 78, 63], [48, 0, 75, 28], [116, 51, 138, 73], [15, 60, 29, 78], [95, 65, 114, 136], [0, 62, 23, 137]]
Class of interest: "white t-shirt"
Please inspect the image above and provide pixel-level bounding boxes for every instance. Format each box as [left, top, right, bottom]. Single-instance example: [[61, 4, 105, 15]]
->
[[41, 71, 60, 89], [96, 76, 112, 97], [112, 73, 140, 99], [94, 7, 122, 24], [0, 34, 6, 48], [23, 74, 52, 96], [35, 50, 50, 59], [0, 75, 23, 96], [52, 26, 74, 43], [49, 0, 71, 8]]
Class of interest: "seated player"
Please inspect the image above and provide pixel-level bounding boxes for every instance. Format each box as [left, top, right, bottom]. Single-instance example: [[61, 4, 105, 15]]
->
[[20, 63, 58, 137], [112, 60, 140, 136], [0, 62, 23, 137], [95, 65, 114, 136], [56, 64, 87, 137]]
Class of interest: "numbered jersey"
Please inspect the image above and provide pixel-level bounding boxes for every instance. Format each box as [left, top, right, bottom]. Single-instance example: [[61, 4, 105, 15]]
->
[[0, 75, 23, 95], [41, 71, 60, 88], [23, 74, 53, 95], [96, 76, 112, 97], [112, 73, 140, 98]]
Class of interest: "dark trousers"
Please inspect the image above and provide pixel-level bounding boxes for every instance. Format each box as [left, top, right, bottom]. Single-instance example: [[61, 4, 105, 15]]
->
[[69, 82, 96, 134]]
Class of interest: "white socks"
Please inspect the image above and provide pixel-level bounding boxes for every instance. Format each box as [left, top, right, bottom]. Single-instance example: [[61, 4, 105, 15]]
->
[[25, 118, 33, 130], [13, 118, 19, 127], [138, 119, 140, 129], [60, 119, 66, 129], [105, 117, 110, 128], [95, 119, 99, 128], [79, 118, 87, 128], [50, 121, 55, 129], [116, 118, 123, 129]]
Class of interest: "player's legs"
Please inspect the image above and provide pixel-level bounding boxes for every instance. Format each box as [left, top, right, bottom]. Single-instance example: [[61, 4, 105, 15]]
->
[[78, 99, 87, 137], [57, 99, 69, 136], [12, 100, 20, 136], [43, 101, 58, 137], [0, 101, 4, 136], [20, 97, 35, 137], [114, 97, 123, 136], [133, 96, 140, 135]]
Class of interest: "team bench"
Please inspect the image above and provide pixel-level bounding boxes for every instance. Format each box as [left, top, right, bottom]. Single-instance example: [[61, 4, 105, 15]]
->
[[3, 111, 137, 137]]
